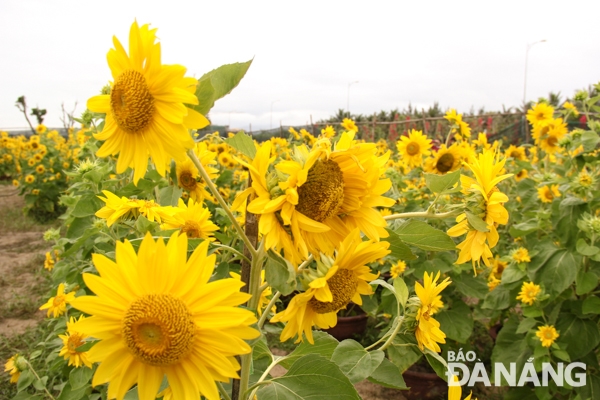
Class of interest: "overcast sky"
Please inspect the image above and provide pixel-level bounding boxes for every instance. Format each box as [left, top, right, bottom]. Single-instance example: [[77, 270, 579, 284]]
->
[[1, 0, 599, 131]]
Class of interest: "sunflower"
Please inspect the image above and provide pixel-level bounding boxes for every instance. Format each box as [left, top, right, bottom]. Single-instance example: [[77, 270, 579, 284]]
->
[[511, 247, 531, 263], [160, 198, 219, 240], [44, 251, 55, 271], [70, 232, 259, 400], [36, 164, 45, 174], [390, 260, 407, 278], [59, 316, 93, 368], [414, 271, 451, 352], [515, 169, 528, 182], [96, 190, 142, 227], [516, 281, 541, 305], [27, 158, 36, 167], [341, 118, 358, 132], [505, 145, 526, 160], [424, 144, 462, 175], [532, 118, 567, 154], [536, 325, 559, 348], [537, 184, 561, 203], [321, 125, 336, 138], [271, 230, 389, 344], [176, 142, 218, 203], [447, 149, 512, 270], [4, 354, 24, 384], [39, 283, 76, 318], [218, 151, 234, 168], [526, 103, 554, 125], [236, 132, 394, 264], [36, 124, 47, 134], [87, 21, 209, 184], [396, 129, 432, 168]]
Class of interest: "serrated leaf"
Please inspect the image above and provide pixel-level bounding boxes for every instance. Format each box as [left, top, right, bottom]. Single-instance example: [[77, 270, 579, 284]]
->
[[265, 250, 296, 296], [256, 354, 361, 400], [367, 357, 408, 389], [193, 60, 253, 116], [279, 331, 338, 369], [331, 340, 385, 383], [436, 301, 473, 343], [465, 211, 489, 232], [394, 220, 456, 252], [226, 131, 257, 159], [424, 169, 460, 193], [382, 228, 417, 260]]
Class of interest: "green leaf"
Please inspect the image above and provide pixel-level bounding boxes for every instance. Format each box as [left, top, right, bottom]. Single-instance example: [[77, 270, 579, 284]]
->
[[491, 317, 531, 385], [330, 340, 385, 384], [256, 354, 361, 400], [481, 286, 511, 310], [158, 185, 182, 207], [424, 169, 460, 193], [580, 130, 600, 152], [516, 318, 539, 334], [465, 211, 489, 232], [509, 220, 539, 237], [394, 220, 456, 252], [252, 335, 272, 361], [451, 272, 488, 299], [367, 357, 408, 389], [225, 131, 257, 159], [387, 334, 422, 373], [279, 331, 338, 369], [576, 270, 598, 295], [532, 250, 580, 295], [134, 215, 158, 234], [424, 350, 448, 382], [17, 369, 34, 392], [582, 296, 600, 314], [265, 250, 296, 296], [555, 313, 600, 359], [500, 264, 526, 284], [436, 301, 473, 343], [71, 194, 102, 218], [382, 229, 417, 260], [69, 365, 94, 390], [393, 277, 409, 309], [193, 60, 253, 116], [576, 238, 599, 256]]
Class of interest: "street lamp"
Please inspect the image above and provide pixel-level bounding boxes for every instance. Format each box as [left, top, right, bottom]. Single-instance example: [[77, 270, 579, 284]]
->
[[347, 81, 359, 116], [523, 40, 547, 106], [270, 100, 279, 130]]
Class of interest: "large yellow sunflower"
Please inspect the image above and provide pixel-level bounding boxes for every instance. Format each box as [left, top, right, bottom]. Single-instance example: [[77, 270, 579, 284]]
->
[[160, 198, 219, 240], [532, 118, 567, 154], [424, 144, 463, 175], [447, 149, 512, 270], [71, 232, 259, 400], [236, 132, 394, 264], [526, 103, 554, 125], [414, 271, 451, 353], [396, 129, 432, 168], [87, 21, 209, 184], [271, 230, 389, 344]]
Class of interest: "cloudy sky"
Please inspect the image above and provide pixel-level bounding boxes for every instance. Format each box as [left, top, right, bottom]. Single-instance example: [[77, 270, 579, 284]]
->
[[1, 0, 598, 132]]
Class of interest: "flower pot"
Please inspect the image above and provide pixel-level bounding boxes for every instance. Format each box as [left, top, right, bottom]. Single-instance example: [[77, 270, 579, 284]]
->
[[324, 306, 368, 341], [402, 369, 447, 400]]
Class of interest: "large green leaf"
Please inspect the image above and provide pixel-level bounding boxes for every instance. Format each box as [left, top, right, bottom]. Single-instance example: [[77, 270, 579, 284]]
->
[[387, 334, 422, 373], [451, 272, 489, 299], [555, 313, 600, 360], [279, 331, 338, 369], [491, 317, 531, 385], [256, 354, 361, 400], [265, 250, 296, 296], [424, 169, 460, 193], [193, 60, 253, 116], [226, 131, 257, 159], [436, 301, 473, 343], [382, 228, 417, 260], [331, 340, 385, 383], [71, 194, 103, 218], [481, 286, 511, 310], [531, 250, 580, 295], [367, 357, 408, 389], [394, 220, 456, 252]]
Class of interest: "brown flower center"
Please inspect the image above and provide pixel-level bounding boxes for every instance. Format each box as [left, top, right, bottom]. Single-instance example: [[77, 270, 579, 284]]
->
[[308, 269, 357, 314], [110, 69, 155, 134], [406, 142, 420, 156], [436, 153, 455, 173], [296, 159, 345, 222]]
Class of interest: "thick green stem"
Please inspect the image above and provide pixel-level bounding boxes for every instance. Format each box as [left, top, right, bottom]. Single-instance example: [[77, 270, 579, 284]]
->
[[187, 149, 257, 258], [384, 210, 458, 221], [379, 316, 404, 351], [217, 382, 232, 400], [258, 291, 282, 329], [24, 360, 56, 400]]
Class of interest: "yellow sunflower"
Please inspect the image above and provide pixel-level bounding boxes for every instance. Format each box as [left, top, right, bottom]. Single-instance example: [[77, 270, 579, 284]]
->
[[517, 281, 541, 306], [341, 118, 358, 132], [424, 144, 463, 175], [176, 142, 218, 203], [505, 145, 526, 160], [70, 232, 259, 400], [390, 260, 407, 278], [536, 325, 559, 348], [537, 184, 561, 203], [271, 229, 389, 344], [511, 247, 531, 263], [4, 354, 24, 384], [414, 271, 451, 352], [532, 118, 567, 154], [236, 132, 394, 265], [447, 149, 512, 270], [44, 251, 55, 271], [87, 21, 209, 184], [59, 316, 93, 368], [526, 103, 554, 125], [396, 129, 432, 168], [96, 190, 142, 227], [39, 283, 76, 318], [515, 169, 528, 182], [160, 198, 219, 240]]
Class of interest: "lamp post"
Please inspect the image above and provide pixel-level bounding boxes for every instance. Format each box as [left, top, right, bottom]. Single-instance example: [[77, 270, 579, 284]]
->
[[347, 81, 359, 116], [523, 40, 547, 107], [270, 100, 279, 130]]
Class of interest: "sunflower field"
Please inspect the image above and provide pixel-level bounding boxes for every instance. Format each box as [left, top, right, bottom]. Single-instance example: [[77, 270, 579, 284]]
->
[[2, 21, 600, 400]]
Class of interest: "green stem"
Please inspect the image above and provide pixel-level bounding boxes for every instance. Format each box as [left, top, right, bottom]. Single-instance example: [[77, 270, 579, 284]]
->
[[379, 316, 405, 352], [258, 291, 282, 329], [217, 381, 232, 400], [24, 360, 56, 400], [247, 357, 282, 399], [384, 210, 458, 221], [211, 243, 250, 264], [187, 149, 257, 259], [297, 254, 314, 271]]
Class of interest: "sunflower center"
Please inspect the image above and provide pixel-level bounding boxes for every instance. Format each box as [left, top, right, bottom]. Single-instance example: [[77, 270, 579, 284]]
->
[[122, 294, 195, 367], [544, 331, 553, 339], [110, 69, 155, 134], [510, 151, 520, 158], [67, 334, 85, 353], [179, 171, 198, 191], [53, 295, 65, 307], [296, 159, 345, 222], [308, 269, 358, 314], [544, 190, 554, 201], [406, 142, 420, 156], [181, 221, 202, 238], [546, 136, 558, 147], [436, 153, 455, 173]]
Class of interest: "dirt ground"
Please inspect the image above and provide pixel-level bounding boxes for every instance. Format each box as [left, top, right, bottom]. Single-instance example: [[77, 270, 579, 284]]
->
[[0, 184, 50, 337]]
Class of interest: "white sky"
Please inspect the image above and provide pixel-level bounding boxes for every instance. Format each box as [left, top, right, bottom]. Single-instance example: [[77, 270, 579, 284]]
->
[[1, 0, 599, 131]]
